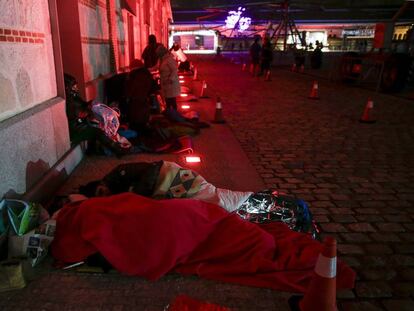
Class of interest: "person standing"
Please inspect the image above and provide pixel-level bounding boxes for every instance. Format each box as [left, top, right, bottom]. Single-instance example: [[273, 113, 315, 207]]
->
[[259, 37, 273, 77], [142, 34, 160, 69], [249, 36, 261, 76], [156, 45, 180, 111]]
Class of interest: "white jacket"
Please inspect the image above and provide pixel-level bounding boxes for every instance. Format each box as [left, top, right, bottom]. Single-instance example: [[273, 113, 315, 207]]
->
[[159, 54, 180, 98]]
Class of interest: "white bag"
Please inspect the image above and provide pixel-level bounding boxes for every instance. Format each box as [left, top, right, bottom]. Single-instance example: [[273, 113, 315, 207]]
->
[[8, 219, 56, 267]]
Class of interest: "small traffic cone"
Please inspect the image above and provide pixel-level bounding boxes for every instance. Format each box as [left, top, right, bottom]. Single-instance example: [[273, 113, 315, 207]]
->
[[212, 97, 226, 124], [308, 81, 320, 100], [242, 63, 247, 71], [288, 237, 338, 311], [359, 98, 376, 123], [193, 67, 198, 80], [249, 64, 254, 75], [291, 63, 297, 72], [265, 70, 271, 81], [300, 64, 305, 73], [199, 80, 209, 98]]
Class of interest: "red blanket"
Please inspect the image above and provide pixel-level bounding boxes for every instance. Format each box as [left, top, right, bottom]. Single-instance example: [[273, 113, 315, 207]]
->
[[51, 193, 355, 293]]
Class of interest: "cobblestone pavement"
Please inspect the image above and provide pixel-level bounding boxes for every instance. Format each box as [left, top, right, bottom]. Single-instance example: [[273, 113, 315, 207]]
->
[[193, 55, 414, 310]]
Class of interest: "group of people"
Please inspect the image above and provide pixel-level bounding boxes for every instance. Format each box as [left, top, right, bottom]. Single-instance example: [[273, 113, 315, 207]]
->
[[64, 34, 196, 157], [142, 34, 181, 111], [249, 36, 274, 77]]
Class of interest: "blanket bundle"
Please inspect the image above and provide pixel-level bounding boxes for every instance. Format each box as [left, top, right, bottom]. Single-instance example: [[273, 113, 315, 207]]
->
[[51, 193, 355, 293]]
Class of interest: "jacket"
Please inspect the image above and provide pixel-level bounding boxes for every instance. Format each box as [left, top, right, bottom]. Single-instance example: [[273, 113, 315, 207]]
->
[[159, 53, 181, 98]]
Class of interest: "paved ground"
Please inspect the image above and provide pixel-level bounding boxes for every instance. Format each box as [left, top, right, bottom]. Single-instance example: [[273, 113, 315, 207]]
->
[[1, 56, 413, 310], [195, 55, 414, 310]]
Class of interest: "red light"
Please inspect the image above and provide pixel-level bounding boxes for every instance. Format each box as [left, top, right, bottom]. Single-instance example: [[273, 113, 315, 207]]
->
[[179, 75, 184, 79], [181, 104, 190, 109], [179, 80, 185, 83], [180, 93, 188, 97], [352, 64, 362, 73], [185, 156, 201, 163]]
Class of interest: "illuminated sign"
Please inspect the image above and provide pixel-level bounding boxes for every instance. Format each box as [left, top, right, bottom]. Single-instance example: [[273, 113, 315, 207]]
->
[[343, 28, 374, 37], [225, 7, 251, 32]]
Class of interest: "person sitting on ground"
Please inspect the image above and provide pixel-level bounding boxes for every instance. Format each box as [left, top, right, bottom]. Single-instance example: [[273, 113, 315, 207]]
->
[[64, 74, 130, 156], [156, 44, 180, 111]]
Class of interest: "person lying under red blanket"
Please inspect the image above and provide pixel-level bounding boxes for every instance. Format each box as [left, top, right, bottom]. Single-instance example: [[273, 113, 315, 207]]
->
[[51, 193, 355, 293]]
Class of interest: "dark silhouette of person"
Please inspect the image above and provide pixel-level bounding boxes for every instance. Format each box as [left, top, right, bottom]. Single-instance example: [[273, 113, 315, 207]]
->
[[142, 34, 160, 69], [259, 37, 273, 76], [249, 36, 261, 75]]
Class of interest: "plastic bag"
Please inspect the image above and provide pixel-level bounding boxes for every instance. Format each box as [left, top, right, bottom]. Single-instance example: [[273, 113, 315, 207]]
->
[[91, 102, 120, 138], [8, 219, 56, 267], [0, 202, 9, 260], [1, 199, 41, 236], [236, 190, 319, 239]]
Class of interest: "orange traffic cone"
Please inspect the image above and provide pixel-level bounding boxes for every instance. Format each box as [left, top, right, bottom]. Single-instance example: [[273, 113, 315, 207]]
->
[[265, 70, 271, 81], [249, 64, 255, 75], [300, 64, 305, 73], [212, 97, 226, 124], [242, 63, 247, 71], [200, 80, 209, 98], [291, 63, 297, 72], [288, 237, 338, 311], [193, 67, 198, 80], [308, 81, 320, 100], [359, 98, 376, 123]]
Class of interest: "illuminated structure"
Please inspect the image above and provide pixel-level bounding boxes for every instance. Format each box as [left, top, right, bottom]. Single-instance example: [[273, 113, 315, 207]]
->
[[225, 7, 251, 32]]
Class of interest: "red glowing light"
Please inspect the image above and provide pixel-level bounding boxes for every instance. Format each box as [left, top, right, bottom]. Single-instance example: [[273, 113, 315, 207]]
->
[[352, 64, 362, 73], [180, 93, 188, 97], [185, 156, 201, 163], [179, 80, 185, 83], [179, 75, 184, 79], [181, 104, 190, 109]]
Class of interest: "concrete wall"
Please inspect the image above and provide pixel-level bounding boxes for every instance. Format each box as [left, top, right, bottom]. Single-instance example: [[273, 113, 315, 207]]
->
[[0, 0, 71, 197], [0, 0, 57, 121]]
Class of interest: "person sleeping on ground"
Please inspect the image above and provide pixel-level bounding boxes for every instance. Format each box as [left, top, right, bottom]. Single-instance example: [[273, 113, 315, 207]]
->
[[78, 161, 318, 237], [51, 192, 356, 293]]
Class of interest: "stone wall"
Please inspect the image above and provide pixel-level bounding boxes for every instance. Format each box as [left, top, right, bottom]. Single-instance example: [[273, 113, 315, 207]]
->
[[0, 0, 71, 197], [0, 0, 57, 121]]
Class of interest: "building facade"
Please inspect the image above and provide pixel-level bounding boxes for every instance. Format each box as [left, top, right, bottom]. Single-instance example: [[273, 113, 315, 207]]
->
[[0, 0, 172, 199]]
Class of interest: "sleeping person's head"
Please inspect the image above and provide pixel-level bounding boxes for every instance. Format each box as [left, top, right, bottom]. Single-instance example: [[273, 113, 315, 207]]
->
[[79, 180, 112, 197]]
